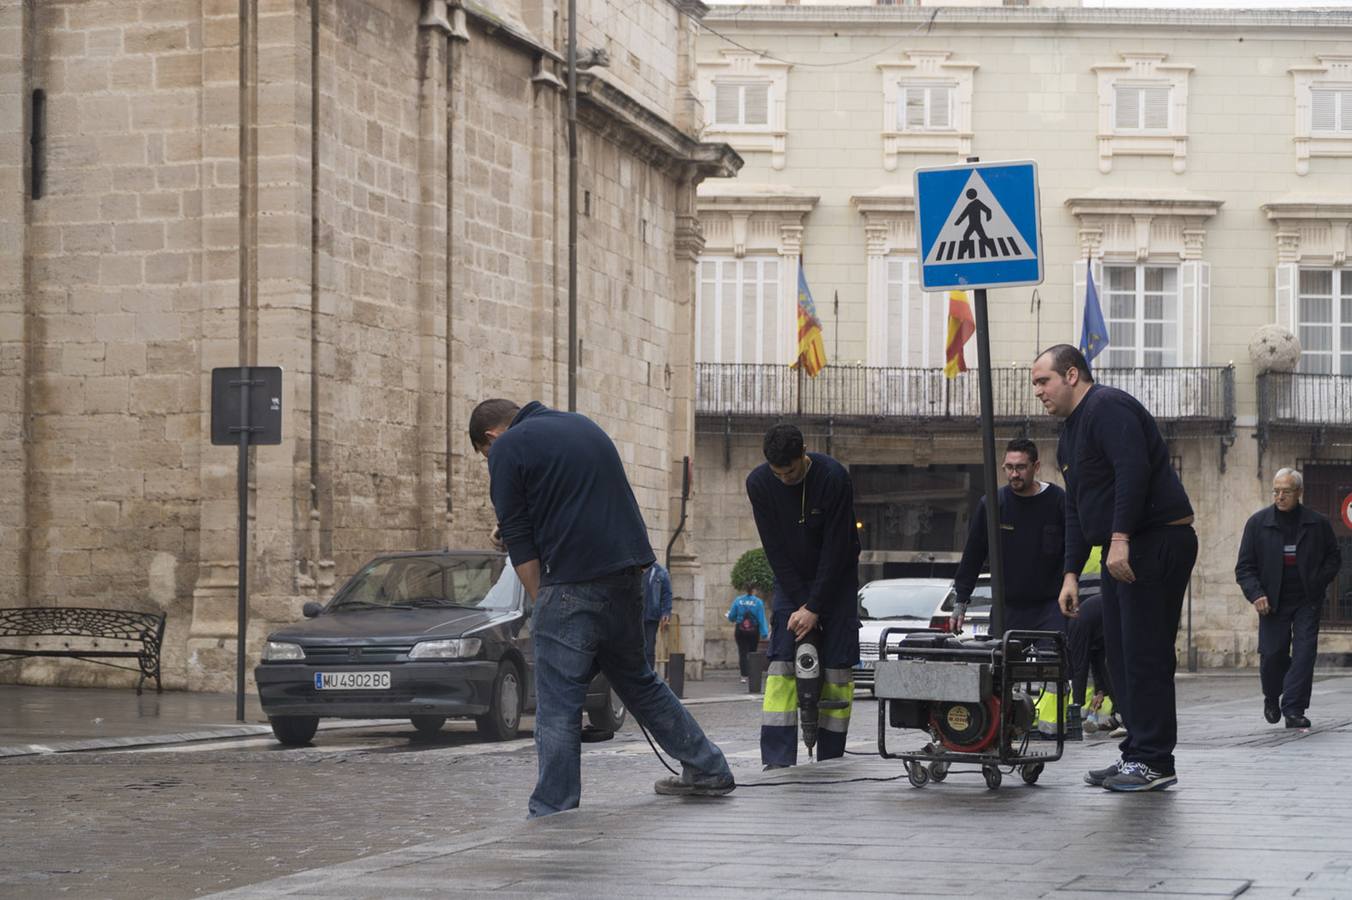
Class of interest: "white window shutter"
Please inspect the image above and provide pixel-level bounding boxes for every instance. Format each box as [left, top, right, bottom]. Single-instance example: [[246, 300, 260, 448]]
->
[[930, 86, 951, 129], [1275, 263, 1298, 333], [904, 87, 926, 130], [1115, 86, 1139, 130], [1072, 260, 1088, 349], [1312, 88, 1336, 132], [1143, 86, 1170, 130], [744, 83, 769, 126], [714, 82, 739, 125], [1195, 261, 1210, 365], [1178, 260, 1210, 366]]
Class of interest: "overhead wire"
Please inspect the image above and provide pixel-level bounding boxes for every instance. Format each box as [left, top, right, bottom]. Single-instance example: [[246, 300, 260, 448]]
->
[[697, 7, 943, 70]]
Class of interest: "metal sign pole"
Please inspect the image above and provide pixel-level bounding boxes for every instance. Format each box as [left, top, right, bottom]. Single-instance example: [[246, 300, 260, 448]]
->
[[972, 289, 1006, 637], [235, 367, 252, 723]]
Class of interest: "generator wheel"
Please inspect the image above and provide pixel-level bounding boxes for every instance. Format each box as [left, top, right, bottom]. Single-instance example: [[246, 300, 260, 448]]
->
[[983, 766, 1002, 790], [907, 761, 930, 788], [1021, 763, 1044, 785], [927, 761, 949, 783]]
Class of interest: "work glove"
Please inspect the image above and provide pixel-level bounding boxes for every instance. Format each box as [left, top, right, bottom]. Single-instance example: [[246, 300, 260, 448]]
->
[[950, 600, 969, 633]]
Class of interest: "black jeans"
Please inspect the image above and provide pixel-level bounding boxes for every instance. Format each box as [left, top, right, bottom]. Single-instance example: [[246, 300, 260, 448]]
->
[[1100, 524, 1198, 773], [734, 628, 759, 677], [1259, 598, 1321, 716]]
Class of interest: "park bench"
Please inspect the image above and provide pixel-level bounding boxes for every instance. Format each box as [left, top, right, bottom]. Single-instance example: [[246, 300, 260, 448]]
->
[[0, 607, 166, 694]]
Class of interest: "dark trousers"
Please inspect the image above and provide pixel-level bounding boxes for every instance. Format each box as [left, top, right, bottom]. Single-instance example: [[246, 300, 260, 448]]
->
[[1068, 593, 1112, 706], [1100, 524, 1198, 773], [734, 628, 759, 677], [1259, 599, 1321, 716], [643, 619, 660, 669]]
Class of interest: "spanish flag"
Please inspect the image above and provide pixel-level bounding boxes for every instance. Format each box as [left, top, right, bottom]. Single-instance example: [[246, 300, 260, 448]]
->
[[943, 289, 975, 379], [793, 263, 827, 377]]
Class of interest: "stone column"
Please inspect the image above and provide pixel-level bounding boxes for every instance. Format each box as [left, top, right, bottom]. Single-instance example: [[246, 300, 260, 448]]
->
[[0, 0, 30, 606], [668, 173, 706, 678]]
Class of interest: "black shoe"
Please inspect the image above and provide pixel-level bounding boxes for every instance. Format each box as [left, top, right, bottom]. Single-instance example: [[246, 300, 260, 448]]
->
[[1285, 714, 1311, 729], [1264, 698, 1281, 724], [1102, 761, 1178, 792], [580, 726, 614, 743], [654, 774, 736, 797], [762, 763, 790, 771], [1084, 759, 1123, 786]]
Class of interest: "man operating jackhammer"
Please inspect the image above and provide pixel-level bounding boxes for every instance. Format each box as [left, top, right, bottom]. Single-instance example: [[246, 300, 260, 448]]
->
[[747, 424, 861, 768]]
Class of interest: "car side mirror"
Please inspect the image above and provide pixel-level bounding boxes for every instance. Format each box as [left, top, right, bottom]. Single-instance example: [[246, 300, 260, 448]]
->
[[302, 601, 324, 618]]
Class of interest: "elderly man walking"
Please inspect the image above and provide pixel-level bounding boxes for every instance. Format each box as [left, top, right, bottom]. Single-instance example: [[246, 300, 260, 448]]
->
[[1235, 468, 1342, 729]]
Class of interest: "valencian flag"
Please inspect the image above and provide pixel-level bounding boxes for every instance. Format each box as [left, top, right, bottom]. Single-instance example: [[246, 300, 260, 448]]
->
[[943, 289, 975, 379], [793, 263, 827, 377], [1079, 260, 1109, 364]]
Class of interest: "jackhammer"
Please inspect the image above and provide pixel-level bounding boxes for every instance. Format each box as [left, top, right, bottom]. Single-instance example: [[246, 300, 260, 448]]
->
[[795, 628, 848, 758]]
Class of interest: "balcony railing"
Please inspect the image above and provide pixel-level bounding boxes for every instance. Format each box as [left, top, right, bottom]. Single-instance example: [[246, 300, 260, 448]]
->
[[695, 363, 1235, 425], [1257, 372, 1352, 431]]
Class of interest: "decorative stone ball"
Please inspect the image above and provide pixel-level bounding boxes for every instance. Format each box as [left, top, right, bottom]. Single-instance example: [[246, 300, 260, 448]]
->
[[1248, 325, 1301, 374]]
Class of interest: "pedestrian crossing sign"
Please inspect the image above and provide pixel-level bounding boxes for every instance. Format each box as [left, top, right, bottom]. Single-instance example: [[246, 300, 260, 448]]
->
[[914, 160, 1043, 291]]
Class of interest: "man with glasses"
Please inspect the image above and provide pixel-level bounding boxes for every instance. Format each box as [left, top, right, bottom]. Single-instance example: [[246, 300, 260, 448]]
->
[[952, 437, 1067, 638], [1235, 468, 1342, 729]]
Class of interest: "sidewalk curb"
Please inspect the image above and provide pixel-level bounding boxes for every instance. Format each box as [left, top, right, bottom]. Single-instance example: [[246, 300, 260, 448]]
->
[[0, 718, 404, 759]]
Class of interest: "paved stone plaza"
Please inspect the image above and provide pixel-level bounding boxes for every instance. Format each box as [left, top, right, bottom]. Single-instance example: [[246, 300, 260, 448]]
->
[[2, 671, 1351, 898]]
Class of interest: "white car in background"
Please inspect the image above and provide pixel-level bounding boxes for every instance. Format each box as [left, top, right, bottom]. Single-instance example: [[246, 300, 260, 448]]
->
[[855, 578, 952, 692]]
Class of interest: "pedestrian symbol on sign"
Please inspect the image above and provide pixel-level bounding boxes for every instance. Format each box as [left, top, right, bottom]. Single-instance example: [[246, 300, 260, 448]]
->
[[923, 171, 1035, 266]]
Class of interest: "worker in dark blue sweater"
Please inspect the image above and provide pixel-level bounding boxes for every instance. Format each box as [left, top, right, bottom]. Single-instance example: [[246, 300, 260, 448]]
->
[[1032, 345, 1196, 793], [471, 399, 734, 817], [951, 437, 1067, 636], [746, 423, 860, 768]]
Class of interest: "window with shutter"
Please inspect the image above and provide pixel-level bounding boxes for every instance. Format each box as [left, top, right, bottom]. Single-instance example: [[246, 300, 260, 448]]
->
[[1297, 268, 1352, 375], [1103, 263, 1180, 367], [1311, 88, 1352, 133], [899, 83, 955, 132], [1114, 86, 1139, 130], [744, 83, 769, 126], [1143, 86, 1170, 129], [695, 256, 784, 365], [1115, 84, 1170, 131], [715, 82, 740, 126]]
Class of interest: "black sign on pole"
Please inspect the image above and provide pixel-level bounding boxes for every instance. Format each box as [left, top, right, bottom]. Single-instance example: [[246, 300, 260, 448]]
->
[[211, 366, 283, 722]]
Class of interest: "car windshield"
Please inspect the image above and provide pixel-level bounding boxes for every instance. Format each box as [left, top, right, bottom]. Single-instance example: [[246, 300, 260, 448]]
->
[[858, 583, 951, 620], [329, 556, 512, 611]]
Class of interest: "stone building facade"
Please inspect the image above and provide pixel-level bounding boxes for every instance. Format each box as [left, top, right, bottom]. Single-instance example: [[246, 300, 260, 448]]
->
[[1, 0, 737, 690], [691, 4, 1352, 670]]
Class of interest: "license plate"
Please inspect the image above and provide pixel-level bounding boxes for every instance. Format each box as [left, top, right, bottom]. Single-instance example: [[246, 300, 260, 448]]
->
[[314, 671, 391, 690]]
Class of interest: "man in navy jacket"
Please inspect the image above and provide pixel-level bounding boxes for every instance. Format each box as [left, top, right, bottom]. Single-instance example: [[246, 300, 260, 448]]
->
[[1033, 345, 1196, 793], [471, 399, 733, 817], [1235, 467, 1342, 729]]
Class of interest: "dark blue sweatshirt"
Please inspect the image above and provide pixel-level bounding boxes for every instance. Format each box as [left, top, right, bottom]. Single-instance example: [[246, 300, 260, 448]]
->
[[1057, 384, 1193, 574], [488, 402, 655, 586], [746, 452, 861, 616], [954, 483, 1065, 608]]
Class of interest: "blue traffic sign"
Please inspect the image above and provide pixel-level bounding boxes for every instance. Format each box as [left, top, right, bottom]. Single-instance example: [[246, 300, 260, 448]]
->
[[914, 160, 1043, 291]]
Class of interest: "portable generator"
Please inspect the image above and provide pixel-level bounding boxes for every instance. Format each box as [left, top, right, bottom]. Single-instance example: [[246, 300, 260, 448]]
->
[[873, 628, 1067, 789]]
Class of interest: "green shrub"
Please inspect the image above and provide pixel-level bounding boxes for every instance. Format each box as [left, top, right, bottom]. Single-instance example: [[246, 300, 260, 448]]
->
[[730, 548, 774, 594]]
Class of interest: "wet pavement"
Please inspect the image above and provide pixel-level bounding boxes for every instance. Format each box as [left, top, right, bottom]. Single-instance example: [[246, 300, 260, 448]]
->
[[1, 670, 1350, 898]]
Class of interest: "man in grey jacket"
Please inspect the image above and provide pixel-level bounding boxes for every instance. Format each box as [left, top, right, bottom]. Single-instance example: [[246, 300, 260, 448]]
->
[[1235, 467, 1343, 729]]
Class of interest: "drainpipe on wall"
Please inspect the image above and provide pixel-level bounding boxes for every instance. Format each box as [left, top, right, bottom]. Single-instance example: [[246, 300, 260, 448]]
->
[[566, 0, 578, 412]]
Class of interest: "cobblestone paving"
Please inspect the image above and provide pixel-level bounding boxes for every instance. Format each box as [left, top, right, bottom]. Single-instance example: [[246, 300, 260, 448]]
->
[[3, 674, 1351, 898]]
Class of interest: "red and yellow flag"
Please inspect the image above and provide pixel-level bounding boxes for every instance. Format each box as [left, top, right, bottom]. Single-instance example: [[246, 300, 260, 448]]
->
[[793, 263, 827, 377], [943, 289, 975, 379]]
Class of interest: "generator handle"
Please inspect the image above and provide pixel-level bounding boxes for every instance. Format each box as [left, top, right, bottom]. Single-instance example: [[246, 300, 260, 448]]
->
[[876, 626, 944, 662]]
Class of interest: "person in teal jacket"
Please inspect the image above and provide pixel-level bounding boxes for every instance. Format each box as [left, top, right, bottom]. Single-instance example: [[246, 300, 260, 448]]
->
[[727, 588, 770, 682]]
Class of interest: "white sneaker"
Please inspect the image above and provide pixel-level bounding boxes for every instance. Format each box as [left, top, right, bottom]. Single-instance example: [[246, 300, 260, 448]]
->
[[739, 676, 748, 683]]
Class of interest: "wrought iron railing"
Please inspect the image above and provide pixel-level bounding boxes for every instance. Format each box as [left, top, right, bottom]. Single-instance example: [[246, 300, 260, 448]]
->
[[695, 363, 1235, 424], [1257, 372, 1352, 431]]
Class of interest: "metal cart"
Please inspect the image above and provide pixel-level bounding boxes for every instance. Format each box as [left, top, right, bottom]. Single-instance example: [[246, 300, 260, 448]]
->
[[873, 627, 1068, 789]]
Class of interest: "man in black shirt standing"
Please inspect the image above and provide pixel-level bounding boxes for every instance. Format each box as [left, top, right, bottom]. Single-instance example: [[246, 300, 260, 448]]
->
[[952, 437, 1066, 635], [1235, 467, 1342, 729], [471, 399, 734, 817], [746, 424, 860, 767], [1032, 345, 1197, 792]]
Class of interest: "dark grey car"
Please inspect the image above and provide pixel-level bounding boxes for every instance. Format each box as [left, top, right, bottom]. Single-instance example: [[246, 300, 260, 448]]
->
[[254, 550, 625, 746]]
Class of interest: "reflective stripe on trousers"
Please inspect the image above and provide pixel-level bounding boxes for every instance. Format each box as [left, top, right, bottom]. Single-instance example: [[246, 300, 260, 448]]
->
[[1035, 681, 1065, 735], [761, 662, 798, 766]]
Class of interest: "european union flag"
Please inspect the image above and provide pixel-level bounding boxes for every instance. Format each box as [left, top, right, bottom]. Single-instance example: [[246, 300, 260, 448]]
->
[[1079, 263, 1109, 364]]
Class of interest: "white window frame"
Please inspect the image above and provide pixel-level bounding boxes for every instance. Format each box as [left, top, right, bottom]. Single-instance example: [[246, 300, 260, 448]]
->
[[1290, 57, 1352, 175], [713, 80, 771, 130], [1295, 267, 1352, 376], [1092, 53, 1193, 174], [1100, 262, 1182, 369], [899, 82, 955, 133], [877, 52, 977, 171], [698, 52, 791, 170], [695, 256, 782, 365]]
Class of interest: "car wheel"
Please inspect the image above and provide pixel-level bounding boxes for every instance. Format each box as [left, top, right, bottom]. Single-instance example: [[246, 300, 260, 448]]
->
[[410, 715, 445, 736], [476, 661, 523, 741], [270, 715, 319, 746], [587, 685, 627, 732]]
